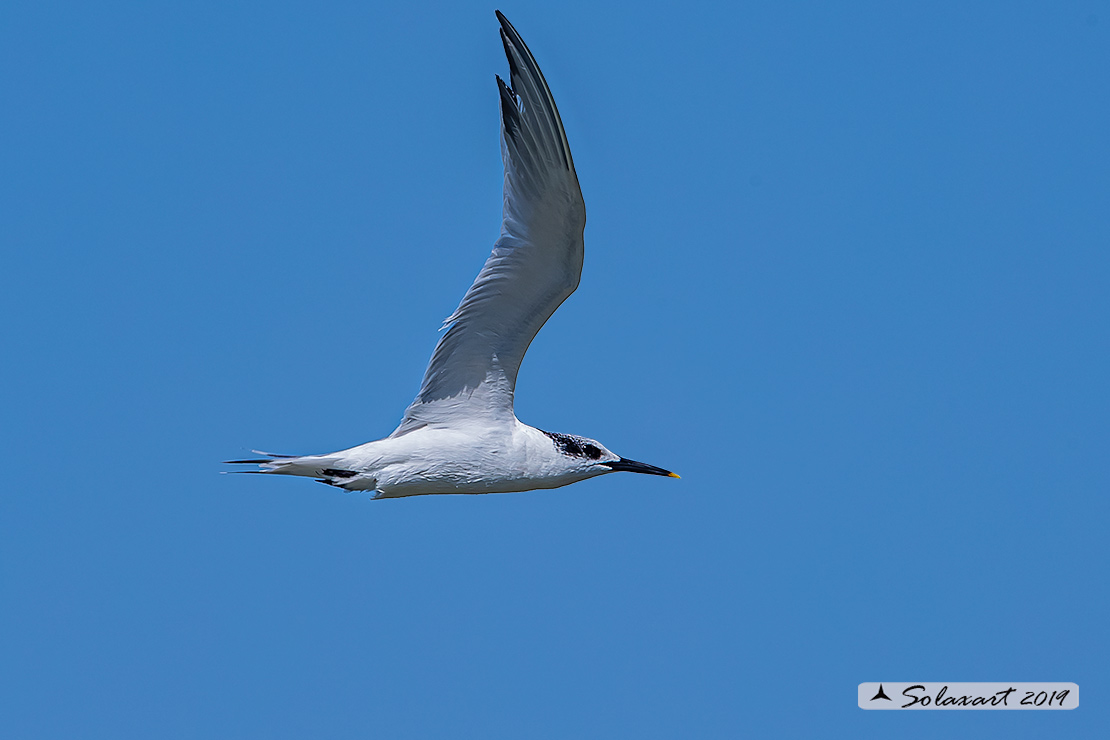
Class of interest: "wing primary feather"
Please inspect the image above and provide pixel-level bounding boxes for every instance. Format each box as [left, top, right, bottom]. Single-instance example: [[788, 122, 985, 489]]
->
[[495, 12, 574, 171]]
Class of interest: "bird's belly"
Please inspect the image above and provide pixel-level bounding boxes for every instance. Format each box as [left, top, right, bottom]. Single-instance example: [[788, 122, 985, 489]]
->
[[373, 463, 589, 499]]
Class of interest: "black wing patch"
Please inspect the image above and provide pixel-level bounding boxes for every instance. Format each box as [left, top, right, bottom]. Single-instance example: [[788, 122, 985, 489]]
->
[[321, 468, 358, 479]]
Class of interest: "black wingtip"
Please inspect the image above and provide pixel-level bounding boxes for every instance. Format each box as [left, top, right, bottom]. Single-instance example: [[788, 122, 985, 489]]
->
[[495, 12, 523, 52], [499, 28, 518, 77], [496, 11, 526, 53], [490, 9, 575, 173]]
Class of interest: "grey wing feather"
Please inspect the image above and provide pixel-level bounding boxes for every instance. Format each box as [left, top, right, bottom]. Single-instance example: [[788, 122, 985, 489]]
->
[[393, 12, 585, 435]]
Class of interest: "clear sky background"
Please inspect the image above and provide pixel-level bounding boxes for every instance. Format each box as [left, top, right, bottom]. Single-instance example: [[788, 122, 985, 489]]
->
[[2, 1, 1107, 737]]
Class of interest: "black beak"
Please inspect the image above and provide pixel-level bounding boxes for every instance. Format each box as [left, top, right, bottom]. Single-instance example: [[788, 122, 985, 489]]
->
[[602, 458, 680, 478]]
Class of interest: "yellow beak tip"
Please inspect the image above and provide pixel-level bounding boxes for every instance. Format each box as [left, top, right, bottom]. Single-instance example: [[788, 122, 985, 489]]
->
[[668, 472, 681, 479]]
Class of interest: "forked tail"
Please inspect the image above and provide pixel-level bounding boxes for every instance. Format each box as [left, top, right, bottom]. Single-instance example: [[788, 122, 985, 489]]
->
[[223, 450, 362, 488]]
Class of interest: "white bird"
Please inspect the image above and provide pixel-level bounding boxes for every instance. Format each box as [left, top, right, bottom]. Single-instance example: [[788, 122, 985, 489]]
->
[[227, 11, 678, 498]]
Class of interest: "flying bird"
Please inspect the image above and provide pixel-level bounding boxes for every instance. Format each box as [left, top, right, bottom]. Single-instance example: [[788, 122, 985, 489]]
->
[[227, 11, 678, 498]]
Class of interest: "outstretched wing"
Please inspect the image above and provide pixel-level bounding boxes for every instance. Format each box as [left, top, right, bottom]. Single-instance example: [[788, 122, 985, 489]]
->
[[393, 11, 585, 436]]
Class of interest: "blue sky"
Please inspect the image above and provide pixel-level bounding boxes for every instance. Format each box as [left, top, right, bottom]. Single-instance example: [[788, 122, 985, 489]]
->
[[2, 1, 1107, 737]]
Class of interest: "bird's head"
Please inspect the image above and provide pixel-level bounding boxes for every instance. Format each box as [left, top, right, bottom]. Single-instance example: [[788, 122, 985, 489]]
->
[[541, 430, 679, 480]]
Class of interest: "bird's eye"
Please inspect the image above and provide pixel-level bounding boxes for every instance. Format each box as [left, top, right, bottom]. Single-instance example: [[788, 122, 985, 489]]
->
[[584, 444, 601, 459]]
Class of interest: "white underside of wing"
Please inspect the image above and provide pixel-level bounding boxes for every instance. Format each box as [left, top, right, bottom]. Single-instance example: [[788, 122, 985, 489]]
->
[[392, 13, 585, 436], [396, 358, 517, 432]]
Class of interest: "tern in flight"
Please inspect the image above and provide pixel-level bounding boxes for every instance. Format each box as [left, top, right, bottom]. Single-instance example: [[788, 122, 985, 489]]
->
[[227, 11, 679, 498]]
